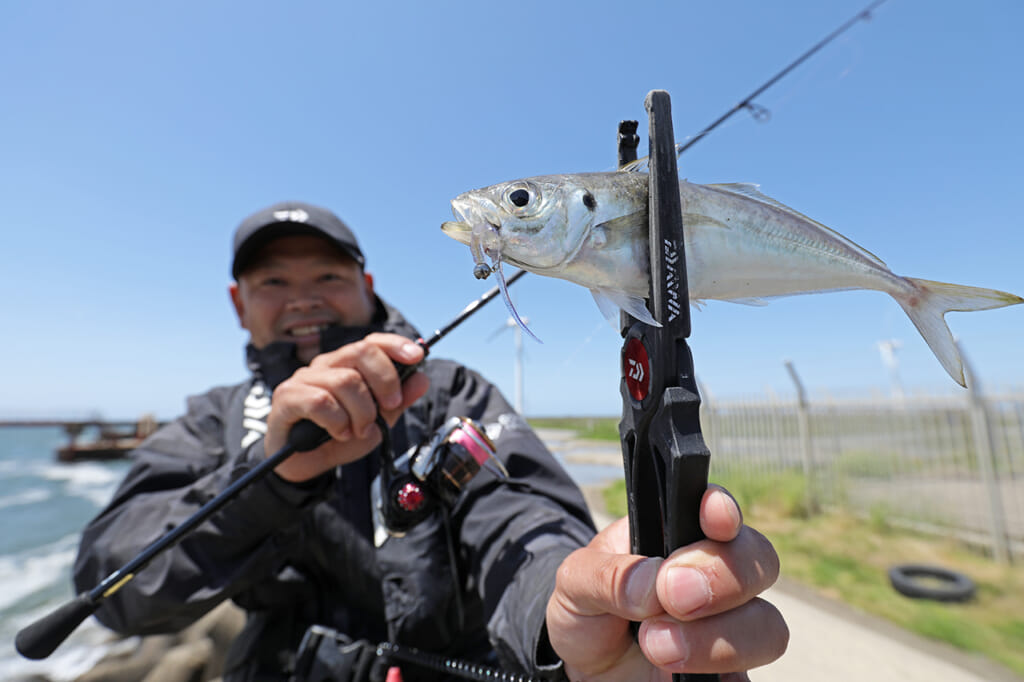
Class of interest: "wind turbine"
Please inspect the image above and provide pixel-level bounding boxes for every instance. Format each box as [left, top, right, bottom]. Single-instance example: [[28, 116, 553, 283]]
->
[[488, 314, 527, 414], [877, 339, 904, 400]]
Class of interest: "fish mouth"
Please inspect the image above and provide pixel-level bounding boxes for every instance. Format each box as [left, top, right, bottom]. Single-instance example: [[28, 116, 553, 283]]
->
[[442, 194, 501, 247], [450, 196, 503, 232], [440, 220, 472, 245], [444, 195, 507, 279], [443, 195, 541, 343]]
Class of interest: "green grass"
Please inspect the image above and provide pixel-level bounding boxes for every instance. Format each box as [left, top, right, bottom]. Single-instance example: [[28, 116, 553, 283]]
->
[[600, 470, 1024, 677], [531, 416, 1024, 675], [528, 416, 620, 442]]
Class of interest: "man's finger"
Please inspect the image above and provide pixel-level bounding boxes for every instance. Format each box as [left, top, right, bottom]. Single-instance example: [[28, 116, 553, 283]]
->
[[657, 526, 780, 622], [547, 542, 666, 672], [700, 485, 743, 542], [638, 597, 789, 674], [313, 334, 422, 412]]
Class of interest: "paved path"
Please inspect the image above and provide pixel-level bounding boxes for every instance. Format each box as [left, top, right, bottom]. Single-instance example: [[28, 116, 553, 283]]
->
[[754, 581, 1017, 681], [536, 429, 1022, 682]]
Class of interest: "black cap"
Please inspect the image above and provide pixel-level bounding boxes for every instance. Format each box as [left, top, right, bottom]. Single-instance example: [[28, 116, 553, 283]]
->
[[231, 201, 365, 278]]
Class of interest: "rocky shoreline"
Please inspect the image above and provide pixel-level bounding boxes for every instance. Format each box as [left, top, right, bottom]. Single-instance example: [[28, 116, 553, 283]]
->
[[70, 602, 245, 682]]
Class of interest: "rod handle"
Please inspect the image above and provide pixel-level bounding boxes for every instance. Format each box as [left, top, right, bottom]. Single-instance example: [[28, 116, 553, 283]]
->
[[15, 593, 97, 660], [284, 357, 424, 452]]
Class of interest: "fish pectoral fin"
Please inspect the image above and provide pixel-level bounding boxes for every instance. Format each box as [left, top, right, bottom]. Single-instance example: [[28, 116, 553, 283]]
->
[[591, 288, 660, 327], [590, 290, 622, 329], [593, 210, 649, 243]]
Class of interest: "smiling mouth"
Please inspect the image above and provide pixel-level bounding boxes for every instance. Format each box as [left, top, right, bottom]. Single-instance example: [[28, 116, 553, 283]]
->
[[287, 323, 331, 338]]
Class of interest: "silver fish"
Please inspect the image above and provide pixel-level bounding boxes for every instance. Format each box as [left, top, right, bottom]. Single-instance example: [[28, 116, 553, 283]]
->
[[441, 171, 1022, 386]]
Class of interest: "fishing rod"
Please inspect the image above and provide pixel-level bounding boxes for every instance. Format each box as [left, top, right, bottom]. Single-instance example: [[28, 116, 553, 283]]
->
[[675, 0, 889, 158], [14, 269, 528, 662]]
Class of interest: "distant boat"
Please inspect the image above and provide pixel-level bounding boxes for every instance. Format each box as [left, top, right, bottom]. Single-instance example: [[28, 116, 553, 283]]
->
[[57, 435, 141, 462], [55, 414, 160, 462]]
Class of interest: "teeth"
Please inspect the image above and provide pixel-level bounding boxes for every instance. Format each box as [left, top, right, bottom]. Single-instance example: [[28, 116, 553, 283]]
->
[[289, 324, 327, 337]]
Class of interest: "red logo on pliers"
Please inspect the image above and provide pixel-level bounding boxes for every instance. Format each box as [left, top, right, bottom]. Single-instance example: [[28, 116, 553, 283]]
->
[[624, 338, 650, 401]]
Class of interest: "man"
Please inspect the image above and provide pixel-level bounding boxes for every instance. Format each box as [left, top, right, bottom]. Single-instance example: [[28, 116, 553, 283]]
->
[[74, 201, 787, 680]]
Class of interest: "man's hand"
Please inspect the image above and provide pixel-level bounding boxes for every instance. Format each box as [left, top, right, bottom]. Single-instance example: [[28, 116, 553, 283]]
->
[[546, 486, 788, 680], [263, 333, 429, 482]]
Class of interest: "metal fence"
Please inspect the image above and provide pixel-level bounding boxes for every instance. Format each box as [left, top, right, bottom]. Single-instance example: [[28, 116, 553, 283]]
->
[[701, 385, 1024, 563]]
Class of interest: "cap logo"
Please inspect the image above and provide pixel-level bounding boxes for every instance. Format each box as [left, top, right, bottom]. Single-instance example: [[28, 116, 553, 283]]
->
[[272, 208, 309, 223]]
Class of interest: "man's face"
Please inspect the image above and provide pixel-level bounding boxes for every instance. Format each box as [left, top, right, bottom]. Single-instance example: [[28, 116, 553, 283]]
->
[[230, 234, 376, 364]]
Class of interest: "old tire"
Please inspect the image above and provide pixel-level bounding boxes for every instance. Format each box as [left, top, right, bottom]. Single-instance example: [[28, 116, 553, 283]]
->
[[888, 564, 976, 602]]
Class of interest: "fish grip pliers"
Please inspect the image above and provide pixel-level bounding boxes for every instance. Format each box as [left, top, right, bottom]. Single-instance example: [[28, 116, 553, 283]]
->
[[617, 91, 717, 682]]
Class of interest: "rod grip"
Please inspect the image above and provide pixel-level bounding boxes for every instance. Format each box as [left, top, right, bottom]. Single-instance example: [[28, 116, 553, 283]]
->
[[285, 358, 423, 452], [15, 593, 97, 660], [287, 419, 331, 452]]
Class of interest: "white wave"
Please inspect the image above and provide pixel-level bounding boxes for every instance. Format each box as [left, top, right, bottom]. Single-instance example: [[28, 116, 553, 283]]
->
[[41, 463, 120, 486], [40, 463, 121, 507], [0, 487, 53, 509], [0, 535, 79, 612]]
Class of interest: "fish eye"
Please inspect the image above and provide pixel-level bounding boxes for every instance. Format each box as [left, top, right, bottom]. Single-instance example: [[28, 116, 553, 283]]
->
[[503, 182, 540, 214], [509, 189, 530, 207]]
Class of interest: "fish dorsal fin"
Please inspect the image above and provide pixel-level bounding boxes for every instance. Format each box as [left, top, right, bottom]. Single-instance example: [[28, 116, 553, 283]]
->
[[706, 183, 890, 269], [618, 158, 647, 173], [617, 139, 692, 173]]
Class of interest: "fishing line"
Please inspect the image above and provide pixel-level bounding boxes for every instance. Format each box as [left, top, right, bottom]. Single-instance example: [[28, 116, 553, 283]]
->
[[557, 320, 611, 370], [763, 33, 868, 119], [674, 0, 889, 159]]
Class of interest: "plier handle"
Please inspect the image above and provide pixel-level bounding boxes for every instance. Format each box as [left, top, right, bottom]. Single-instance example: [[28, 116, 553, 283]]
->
[[618, 91, 717, 682]]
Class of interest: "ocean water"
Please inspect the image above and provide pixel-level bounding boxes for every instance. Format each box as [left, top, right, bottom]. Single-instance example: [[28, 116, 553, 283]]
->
[[0, 426, 133, 681]]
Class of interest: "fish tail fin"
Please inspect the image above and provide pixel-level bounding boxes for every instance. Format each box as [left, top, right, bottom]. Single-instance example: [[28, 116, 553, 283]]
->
[[897, 278, 1023, 386]]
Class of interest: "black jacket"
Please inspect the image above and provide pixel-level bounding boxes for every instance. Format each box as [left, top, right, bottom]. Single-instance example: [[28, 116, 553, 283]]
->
[[73, 300, 596, 680]]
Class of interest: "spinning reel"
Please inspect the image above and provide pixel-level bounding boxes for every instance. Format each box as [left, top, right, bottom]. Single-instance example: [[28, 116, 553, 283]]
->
[[373, 416, 509, 539]]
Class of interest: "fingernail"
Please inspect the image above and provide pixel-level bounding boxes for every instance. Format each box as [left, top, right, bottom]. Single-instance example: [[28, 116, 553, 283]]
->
[[715, 488, 743, 527], [382, 392, 402, 409], [625, 558, 660, 609], [401, 342, 422, 359], [643, 620, 690, 667], [666, 566, 711, 616]]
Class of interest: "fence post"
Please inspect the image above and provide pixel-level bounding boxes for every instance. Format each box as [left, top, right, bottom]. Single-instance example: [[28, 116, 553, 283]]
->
[[698, 377, 717, 455], [960, 342, 1011, 564], [785, 360, 819, 515]]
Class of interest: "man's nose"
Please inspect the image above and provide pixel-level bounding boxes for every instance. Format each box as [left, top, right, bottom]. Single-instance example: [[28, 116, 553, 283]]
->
[[285, 286, 324, 311]]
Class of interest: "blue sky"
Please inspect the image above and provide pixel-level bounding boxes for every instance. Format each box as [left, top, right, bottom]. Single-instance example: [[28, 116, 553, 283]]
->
[[2, 1, 1022, 419]]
